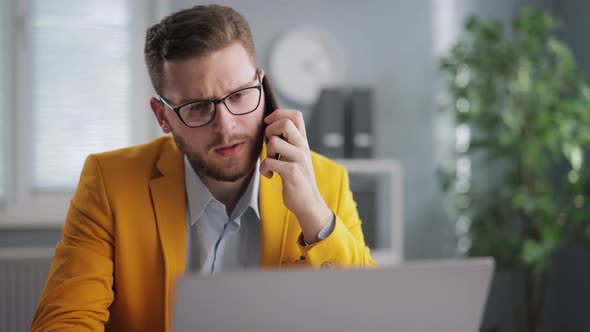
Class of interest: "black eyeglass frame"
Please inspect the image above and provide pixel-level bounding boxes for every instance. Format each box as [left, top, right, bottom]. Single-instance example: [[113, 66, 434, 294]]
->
[[156, 71, 262, 128]]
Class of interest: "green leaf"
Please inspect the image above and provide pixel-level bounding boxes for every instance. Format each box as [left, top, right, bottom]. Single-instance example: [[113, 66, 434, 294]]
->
[[548, 38, 575, 72], [521, 239, 549, 269], [540, 223, 562, 249], [562, 143, 583, 170], [437, 166, 454, 193], [516, 58, 532, 93]]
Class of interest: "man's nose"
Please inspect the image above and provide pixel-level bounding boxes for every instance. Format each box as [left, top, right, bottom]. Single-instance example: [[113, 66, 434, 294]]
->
[[211, 101, 236, 133]]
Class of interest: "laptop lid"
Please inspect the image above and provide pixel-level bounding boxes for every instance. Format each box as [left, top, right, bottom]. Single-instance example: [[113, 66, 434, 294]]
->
[[173, 258, 494, 332]]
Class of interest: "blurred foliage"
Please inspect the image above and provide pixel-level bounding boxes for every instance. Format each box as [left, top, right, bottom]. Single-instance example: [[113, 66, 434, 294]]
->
[[439, 7, 590, 273]]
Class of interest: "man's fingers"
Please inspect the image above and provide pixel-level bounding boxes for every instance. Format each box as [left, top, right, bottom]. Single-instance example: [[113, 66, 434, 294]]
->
[[264, 109, 306, 137], [266, 135, 301, 163], [260, 156, 283, 179], [260, 156, 302, 180], [264, 118, 306, 149]]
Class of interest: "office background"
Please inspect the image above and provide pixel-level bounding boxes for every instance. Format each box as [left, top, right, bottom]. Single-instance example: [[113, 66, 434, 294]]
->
[[1, 0, 589, 331]]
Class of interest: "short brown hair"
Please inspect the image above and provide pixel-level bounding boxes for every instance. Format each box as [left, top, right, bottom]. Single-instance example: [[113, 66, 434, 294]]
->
[[144, 5, 257, 94]]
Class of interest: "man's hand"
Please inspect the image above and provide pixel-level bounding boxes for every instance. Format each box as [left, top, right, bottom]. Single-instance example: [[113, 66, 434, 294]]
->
[[260, 109, 333, 244]]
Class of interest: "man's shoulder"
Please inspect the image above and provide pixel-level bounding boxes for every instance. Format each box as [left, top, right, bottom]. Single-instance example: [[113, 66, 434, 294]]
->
[[89, 136, 179, 173], [94, 136, 177, 160]]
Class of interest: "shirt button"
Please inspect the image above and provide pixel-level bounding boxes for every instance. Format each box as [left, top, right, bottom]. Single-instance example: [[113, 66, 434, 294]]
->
[[320, 262, 332, 269]]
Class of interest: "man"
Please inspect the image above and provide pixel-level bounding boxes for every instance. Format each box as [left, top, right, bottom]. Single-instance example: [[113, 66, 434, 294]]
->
[[31, 4, 375, 332]]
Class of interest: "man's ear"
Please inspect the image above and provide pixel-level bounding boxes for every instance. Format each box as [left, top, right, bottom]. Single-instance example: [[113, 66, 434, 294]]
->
[[150, 97, 171, 133], [258, 68, 265, 82]]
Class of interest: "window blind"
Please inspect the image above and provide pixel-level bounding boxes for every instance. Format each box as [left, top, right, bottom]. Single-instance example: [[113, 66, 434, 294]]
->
[[31, 0, 132, 190]]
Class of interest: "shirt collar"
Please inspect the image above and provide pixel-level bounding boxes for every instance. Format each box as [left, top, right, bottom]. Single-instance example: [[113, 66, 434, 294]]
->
[[184, 156, 260, 226]]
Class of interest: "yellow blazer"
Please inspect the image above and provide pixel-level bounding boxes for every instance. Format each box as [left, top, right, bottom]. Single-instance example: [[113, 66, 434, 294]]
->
[[31, 136, 375, 332]]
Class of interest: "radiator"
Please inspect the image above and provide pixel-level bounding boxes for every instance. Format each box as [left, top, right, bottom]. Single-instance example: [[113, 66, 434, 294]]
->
[[0, 247, 54, 332]]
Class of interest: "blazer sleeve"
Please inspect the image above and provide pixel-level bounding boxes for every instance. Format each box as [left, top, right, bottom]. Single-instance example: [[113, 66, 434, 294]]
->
[[297, 165, 377, 268], [31, 154, 115, 331]]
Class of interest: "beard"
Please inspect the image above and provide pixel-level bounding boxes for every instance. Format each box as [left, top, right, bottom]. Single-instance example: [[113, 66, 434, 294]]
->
[[169, 121, 264, 182]]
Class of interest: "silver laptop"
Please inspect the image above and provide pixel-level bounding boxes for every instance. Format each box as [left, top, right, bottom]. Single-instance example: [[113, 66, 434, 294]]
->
[[173, 258, 494, 332]]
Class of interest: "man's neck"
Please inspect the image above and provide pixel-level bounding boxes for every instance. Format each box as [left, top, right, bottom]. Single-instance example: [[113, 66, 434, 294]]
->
[[198, 170, 254, 216]]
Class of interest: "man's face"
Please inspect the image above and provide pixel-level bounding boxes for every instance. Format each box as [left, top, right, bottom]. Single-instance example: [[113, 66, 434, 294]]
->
[[153, 42, 265, 182]]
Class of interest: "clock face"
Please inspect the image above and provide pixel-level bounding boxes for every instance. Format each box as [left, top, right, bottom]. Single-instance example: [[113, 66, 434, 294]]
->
[[269, 26, 344, 106]]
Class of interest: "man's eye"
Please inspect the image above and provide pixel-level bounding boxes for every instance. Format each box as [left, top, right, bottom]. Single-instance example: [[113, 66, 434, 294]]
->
[[190, 102, 210, 111], [229, 92, 243, 100]]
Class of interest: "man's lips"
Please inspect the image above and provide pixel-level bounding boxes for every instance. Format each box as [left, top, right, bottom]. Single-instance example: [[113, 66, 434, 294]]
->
[[214, 141, 244, 150], [213, 141, 245, 157]]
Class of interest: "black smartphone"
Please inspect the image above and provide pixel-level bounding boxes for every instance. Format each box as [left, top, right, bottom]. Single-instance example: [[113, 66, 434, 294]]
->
[[261, 75, 284, 159], [262, 75, 279, 117]]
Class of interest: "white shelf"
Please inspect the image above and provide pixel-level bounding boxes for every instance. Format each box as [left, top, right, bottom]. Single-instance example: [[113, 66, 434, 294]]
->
[[335, 159, 403, 266]]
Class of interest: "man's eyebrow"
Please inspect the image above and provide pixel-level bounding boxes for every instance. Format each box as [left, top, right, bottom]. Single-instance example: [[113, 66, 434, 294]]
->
[[178, 79, 259, 104], [221, 78, 260, 96]]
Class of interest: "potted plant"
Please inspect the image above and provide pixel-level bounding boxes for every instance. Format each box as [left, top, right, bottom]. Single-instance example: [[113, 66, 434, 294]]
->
[[438, 7, 590, 332]]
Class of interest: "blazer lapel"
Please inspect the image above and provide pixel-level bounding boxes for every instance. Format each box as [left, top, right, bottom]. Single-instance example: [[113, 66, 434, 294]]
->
[[149, 139, 186, 329], [259, 143, 290, 266]]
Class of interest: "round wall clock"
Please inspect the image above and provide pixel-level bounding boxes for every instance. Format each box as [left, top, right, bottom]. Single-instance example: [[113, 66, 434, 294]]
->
[[268, 26, 344, 106]]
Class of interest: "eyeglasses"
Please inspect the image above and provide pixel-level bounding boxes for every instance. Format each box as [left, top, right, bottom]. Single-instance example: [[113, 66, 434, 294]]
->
[[156, 71, 262, 128]]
